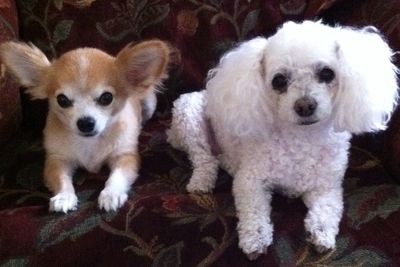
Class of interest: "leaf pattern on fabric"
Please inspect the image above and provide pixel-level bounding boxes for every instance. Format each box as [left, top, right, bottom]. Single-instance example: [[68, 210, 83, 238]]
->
[[18, 0, 74, 57], [357, 0, 400, 35], [274, 236, 389, 266], [0, 258, 29, 267], [37, 196, 117, 251], [52, 19, 73, 44], [279, 0, 307, 15], [151, 241, 184, 267], [96, 0, 170, 42], [346, 185, 400, 230], [2, 0, 400, 266], [180, 0, 259, 40]]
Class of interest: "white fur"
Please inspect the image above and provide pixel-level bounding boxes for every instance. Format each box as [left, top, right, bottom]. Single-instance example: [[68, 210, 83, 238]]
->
[[167, 21, 398, 259], [45, 101, 139, 173], [0, 41, 169, 213], [44, 99, 141, 213]]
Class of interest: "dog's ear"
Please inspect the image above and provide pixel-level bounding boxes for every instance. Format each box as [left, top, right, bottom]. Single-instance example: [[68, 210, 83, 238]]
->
[[206, 37, 272, 138], [115, 40, 170, 94], [0, 41, 51, 99], [333, 27, 398, 133]]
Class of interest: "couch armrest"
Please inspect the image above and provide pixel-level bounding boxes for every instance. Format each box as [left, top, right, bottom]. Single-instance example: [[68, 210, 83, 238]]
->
[[0, 0, 21, 144]]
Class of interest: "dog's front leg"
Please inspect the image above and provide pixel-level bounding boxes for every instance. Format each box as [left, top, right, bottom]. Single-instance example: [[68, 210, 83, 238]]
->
[[233, 171, 273, 260], [44, 157, 78, 213], [98, 153, 139, 212], [303, 187, 343, 252]]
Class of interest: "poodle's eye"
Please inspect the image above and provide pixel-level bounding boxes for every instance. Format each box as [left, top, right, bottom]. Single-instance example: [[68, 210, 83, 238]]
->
[[318, 67, 335, 83], [97, 92, 113, 106], [272, 73, 289, 92], [56, 94, 73, 108]]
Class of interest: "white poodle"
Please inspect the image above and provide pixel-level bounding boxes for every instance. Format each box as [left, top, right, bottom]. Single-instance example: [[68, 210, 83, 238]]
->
[[167, 21, 398, 259]]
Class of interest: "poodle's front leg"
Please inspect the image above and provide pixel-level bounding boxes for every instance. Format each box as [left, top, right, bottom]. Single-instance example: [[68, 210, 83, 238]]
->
[[303, 187, 343, 252], [233, 172, 273, 260]]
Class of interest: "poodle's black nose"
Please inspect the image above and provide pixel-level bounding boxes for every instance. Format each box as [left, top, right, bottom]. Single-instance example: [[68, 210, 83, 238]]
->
[[294, 97, 318, 117], [77, 116, 96, 133]]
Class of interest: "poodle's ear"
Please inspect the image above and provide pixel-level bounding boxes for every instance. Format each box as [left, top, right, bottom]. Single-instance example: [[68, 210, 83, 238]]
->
[[333, 27, 398, 134], [206, 37, 272, 137], [0, 41, 51, 99]]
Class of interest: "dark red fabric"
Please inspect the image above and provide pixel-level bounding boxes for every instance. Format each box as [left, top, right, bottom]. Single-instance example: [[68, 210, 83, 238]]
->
[[1, 0, 400, 266], [0, 0, 21, 144]]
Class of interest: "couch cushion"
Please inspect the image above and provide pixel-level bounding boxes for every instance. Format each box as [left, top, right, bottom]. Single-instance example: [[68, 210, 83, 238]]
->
[[1, 119, 400, 266], [2, 0, 400, 266]]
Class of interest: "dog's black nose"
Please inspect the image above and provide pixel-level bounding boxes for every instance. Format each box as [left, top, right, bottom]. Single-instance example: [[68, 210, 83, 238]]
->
[[294, 97, 318, 117], [77, 117, 96, 133]]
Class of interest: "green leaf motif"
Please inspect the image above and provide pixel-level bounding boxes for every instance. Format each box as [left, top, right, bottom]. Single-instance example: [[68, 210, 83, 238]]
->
[[208, 0, 222, 7], [97, 1, 170, 42], [137, 4, 170, 36], [350, 159, 379, 171], [0, 258, 29, 267], [199, 214, 217, 231], [37, 195, 114, 251], [152, 241, 184, 267], [38, 213, 100, 250], [346, 184, 400, 229], [20, 0, 38, 11], [53, 19, 74, 44], [293, 236, 388, 266], [274, 236, 295, 266], [241, 9, 260, 38], [124, 245, 151, 257], [329, 249, 388, 267], [53, 0, 63, 10]]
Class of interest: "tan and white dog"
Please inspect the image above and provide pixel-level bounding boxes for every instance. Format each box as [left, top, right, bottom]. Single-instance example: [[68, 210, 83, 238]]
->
[[0, 40, 171, 213]]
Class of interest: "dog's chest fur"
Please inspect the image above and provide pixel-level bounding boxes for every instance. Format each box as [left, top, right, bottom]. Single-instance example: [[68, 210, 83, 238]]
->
[[44, 102, 140, 173], [218, 126, 351, 195]]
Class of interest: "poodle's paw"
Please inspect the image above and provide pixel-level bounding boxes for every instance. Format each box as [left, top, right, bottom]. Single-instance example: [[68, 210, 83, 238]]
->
[[306, 226, 336, 253], [186, 180, 212, 193], [238, 223, 273, 260], [49, 192, 78, 213], [98, 189, 128, 212], [186, 172, 216, 193], [246, 245, 269, 261]]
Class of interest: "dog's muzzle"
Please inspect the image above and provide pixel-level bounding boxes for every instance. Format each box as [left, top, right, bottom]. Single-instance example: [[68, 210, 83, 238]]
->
[[294, 96, 318, 117], [77, 116, 97, 137]]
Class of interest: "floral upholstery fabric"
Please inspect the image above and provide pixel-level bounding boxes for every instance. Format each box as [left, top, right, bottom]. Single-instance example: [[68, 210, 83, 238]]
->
[[0, 0, 20, 145], [1, 0, 400, 266]]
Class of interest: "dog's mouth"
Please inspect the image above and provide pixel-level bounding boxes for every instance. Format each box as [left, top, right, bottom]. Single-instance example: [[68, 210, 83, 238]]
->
[[298, 119, 319, 126], [79, 131, 98, 137]]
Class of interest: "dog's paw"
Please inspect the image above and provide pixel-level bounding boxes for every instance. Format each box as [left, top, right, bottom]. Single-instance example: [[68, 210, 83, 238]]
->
[[186, 172, 216, 193], [98, 189, 128, 212], [245, 245, 269, 261], [49, 192, 78, 213], [238, 223, 273, 260], [306, 226, 336, 253], [186, 181, 212, 194]]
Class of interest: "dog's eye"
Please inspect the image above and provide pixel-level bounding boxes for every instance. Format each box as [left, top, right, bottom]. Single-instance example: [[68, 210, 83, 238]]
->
[[56, 94, 72, 108], [272, 73, 289, 92], [97, 92, 113, 106], [318, 67, 335, 83]]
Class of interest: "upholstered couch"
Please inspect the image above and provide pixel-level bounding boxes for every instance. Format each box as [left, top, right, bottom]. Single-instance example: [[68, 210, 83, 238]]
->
[[1, 0, 400, 266]]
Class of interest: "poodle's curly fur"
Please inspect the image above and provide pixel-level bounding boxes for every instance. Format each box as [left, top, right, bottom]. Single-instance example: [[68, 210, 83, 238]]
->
[[167, 21, 398, 259]]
